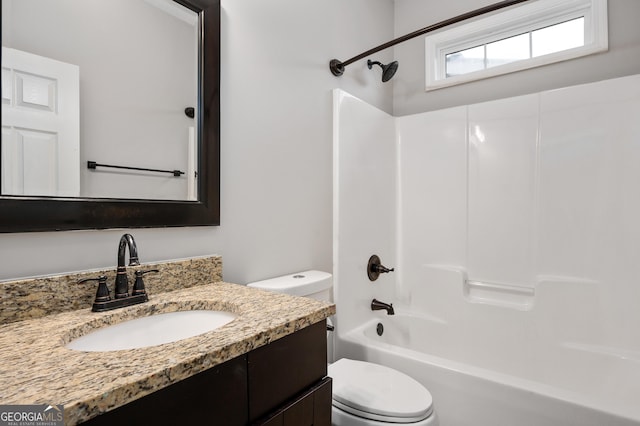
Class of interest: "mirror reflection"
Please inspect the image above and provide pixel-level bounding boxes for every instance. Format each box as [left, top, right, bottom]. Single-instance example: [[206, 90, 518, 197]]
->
[[1, 0, 199, 201]]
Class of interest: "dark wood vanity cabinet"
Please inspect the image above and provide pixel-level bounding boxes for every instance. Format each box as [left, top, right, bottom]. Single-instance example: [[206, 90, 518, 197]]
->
[[248, 319, 331, 425], [83, 320, 330, 426], [255, 378, 332, 426]]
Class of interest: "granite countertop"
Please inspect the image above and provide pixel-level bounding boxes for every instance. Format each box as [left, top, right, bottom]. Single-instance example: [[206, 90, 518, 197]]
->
[[0, 281, 335, 425]]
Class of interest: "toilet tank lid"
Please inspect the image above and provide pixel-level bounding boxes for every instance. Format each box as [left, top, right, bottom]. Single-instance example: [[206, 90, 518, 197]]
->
[[246, 270, 332, 297]]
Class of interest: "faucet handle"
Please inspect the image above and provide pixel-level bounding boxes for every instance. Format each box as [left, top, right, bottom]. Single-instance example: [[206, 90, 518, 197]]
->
[[79, 275, 111, 303], [367, 255, 395, 281], [132, 269, 159, 297]]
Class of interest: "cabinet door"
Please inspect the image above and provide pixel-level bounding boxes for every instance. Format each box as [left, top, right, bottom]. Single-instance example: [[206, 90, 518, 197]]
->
[[248, 320, 327, 422], [255, 377, 332, 426]]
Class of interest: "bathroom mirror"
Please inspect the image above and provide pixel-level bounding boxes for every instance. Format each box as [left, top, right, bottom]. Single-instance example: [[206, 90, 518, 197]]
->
[[0, 0, 220, 232]]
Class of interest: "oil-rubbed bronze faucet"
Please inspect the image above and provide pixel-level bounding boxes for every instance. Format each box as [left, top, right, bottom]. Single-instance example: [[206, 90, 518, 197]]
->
[[79, 234, 157, 312], [371, 299, 395, 315]]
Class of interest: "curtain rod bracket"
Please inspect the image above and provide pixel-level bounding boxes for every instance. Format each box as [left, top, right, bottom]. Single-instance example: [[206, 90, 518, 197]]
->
[[330, 59, 345, 77]]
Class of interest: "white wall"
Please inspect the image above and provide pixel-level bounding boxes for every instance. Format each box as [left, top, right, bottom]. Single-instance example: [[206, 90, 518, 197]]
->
[[0, 0, 394, 283], [393, 0, 640, 115]]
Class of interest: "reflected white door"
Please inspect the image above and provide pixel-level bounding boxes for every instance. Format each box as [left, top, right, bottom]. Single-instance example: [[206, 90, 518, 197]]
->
[[1, 47, 80, 196]]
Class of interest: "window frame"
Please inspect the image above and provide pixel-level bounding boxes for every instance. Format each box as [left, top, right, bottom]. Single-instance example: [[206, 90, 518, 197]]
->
[[424, 0, 608, 91]]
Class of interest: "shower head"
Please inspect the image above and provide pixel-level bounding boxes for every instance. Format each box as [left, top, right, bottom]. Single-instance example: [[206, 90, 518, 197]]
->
[[367, 59, 399, 82]]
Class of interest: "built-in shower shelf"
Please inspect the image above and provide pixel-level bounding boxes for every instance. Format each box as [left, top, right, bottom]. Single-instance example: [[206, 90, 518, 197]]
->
[[464, 279, 535, 310]]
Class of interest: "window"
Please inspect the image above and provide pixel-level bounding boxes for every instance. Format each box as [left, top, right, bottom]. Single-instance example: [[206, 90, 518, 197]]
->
[[425, 0, 608, 90]]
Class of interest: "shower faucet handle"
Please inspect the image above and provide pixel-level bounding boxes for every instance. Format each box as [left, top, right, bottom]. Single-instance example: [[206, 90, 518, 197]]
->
[[367, 255, 395, 281], [373, 264, 394, 274]]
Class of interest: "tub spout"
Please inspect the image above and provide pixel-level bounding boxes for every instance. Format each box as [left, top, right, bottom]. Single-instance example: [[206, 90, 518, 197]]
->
[[371, 299, 395, 315]]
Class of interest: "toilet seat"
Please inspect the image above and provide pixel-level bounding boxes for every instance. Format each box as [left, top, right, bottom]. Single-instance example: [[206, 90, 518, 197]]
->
[[328, 359, 433, 424]]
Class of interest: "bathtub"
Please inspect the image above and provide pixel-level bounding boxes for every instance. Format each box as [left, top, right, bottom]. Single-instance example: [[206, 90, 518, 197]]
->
[[335, 312, 640, 426]]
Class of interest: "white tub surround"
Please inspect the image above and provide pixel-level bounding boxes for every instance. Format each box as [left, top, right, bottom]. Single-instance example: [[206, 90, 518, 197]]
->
[[333, 74, 640, 425]]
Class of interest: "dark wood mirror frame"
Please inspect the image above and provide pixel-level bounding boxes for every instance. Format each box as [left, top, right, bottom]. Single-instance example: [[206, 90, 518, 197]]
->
[[0, 0, 220, 233]]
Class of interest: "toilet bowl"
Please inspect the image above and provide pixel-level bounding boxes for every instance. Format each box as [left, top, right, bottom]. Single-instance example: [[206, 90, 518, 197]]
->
[[247, 271, 439, 426], [330, 358, 437, 425]]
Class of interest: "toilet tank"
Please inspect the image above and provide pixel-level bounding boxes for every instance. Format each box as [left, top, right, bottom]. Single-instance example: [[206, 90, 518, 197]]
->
[[248, 270, 335, 363], [246, 270, 332, 302]]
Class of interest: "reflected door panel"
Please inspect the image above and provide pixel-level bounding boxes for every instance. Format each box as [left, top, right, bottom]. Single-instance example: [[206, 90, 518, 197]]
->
[[2, 128, 58, 195], [1, 47, 80, 197]]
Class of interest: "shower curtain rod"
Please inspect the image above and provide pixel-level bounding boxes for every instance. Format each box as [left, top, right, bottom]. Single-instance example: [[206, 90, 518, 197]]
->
[[329, 0, 531, 77]]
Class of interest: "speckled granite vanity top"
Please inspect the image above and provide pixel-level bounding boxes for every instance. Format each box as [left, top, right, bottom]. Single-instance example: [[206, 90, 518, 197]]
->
[[0, 270, 335, 424]]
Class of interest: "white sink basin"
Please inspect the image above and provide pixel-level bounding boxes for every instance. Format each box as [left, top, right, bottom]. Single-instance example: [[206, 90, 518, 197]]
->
[[66, 310, 237, 352]]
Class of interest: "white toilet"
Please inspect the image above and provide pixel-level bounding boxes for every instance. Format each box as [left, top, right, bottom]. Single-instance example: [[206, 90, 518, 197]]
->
[[247, 271, 439, 426]]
